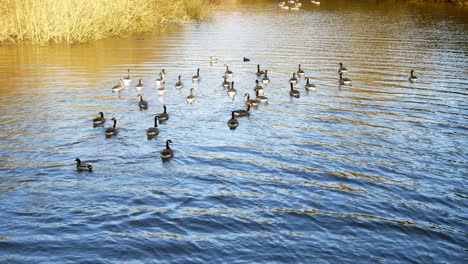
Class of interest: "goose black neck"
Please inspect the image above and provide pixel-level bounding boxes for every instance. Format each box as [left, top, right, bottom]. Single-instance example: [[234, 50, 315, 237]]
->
[[99, 112, 104, 118], [306, 78, 310, 84], [298, 64, 301, 70], [257, 65, 260, 71], [113, 119, 117, 128], [178, 75, 181, 81], [163, 105, 167, 113], [231, 81, 234, 88], [231, 111, 236, 119], [290, 83, 293, 89], [166, 140, 171, 149], [154, 116, 159, 127]]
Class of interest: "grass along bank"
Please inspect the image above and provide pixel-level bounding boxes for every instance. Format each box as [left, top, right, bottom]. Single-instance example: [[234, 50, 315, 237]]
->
[[0, 0, 212, 45]]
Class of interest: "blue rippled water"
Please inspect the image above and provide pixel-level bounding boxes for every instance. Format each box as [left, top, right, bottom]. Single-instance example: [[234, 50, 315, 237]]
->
[[0, 0, 467, 262]]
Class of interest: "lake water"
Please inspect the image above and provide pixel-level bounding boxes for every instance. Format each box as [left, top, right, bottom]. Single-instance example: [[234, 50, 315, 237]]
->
[[0, 0, 467, 262]]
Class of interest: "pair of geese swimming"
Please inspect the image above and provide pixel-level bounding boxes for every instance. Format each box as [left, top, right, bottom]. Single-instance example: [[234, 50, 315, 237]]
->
[[78, 62, 419, 170], [75, 138, 174, 171]]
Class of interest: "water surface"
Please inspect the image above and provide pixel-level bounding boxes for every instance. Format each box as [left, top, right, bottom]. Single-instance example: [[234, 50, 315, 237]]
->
[[0, 0, 467, 262]]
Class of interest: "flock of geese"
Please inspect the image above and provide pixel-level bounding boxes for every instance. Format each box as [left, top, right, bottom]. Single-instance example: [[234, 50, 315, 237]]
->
[[277, 0, 320, 11], [75, 57, 419, 171]]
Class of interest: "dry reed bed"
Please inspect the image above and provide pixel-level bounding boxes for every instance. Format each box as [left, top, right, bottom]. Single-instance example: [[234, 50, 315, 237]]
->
[[0, 0, 212, 45]]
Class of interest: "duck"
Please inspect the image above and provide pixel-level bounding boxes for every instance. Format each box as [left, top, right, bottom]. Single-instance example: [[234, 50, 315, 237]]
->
[[137, 94, 148, 109], [112, 79, 125, 92], [245, 93, 259, 106], [158, 105, 169, 122], [122, 68, 132, 86], [254, 80, 265, 96], [192, 68, 201, 82], [187, 88, 196, 103], [304, 78, 316, 91], [409, 70, 418, 82], [75, 158, 92, 171], [233, 105, 251, 117], [297, 64, 305, 77], [243, 57, 250, 62], [289, 73, 298, 84], [227, 81, 237, 97], [227, 111, 239, 130], [92, 112, 105, 125], [256, 64, 265, 77], [136, 79, 144, 91], [256, 89, 269, 103], [222, 76, 231, 88], [338, 62, 347, 74], [289, 83, 300, 98], [339, 72, 352, 86], [262, 70, 270, 85], [147, 115, 160, 137], [105, 118, 118, 136], [156, 72, 164, 86], [160, 140, 174, 160], [210, 56, 218, 64], [175, 75, 184, 89], [224, 64, 234, 78]]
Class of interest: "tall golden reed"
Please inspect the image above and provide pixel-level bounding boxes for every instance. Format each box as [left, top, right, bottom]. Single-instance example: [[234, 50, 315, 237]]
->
[[0, 0, 212, 45]]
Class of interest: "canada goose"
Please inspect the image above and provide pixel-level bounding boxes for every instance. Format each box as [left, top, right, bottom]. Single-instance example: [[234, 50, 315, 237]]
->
[[147, 115, 160, 137], [338, 62, 347, 74], [297, 64, 305, 77], [157, 85, 167, 95], [245, 93, 259, 106], [92, 112, 105, 125], [289, 73, 298, 84], [105, 118, 118, 136], [289, 83, 300, 98], [112, 79, 125, 92], [243, 57, 250, 62], [160, 139, 174, 159], [409, 70, 418, 82], [233, 105, 251, 117], [137, 94, 148, 109], [262, 70, 270, 85], [175, 75, 183, 89], [161, 69, 166, 80], [222, 76, 231, 88], [224, 64, 233, 78], [254, 80, 265, 96], [75, 158, 92, 171], [227, 81, 237, 97], [192, 68, 201, 82], [305, 78, 316, 91], [158, 105, 169, 122], [156, 72, 164, 86], [136, 79, 144, 91], [187, 88, 196, 103], [311, 1, 320, 5], [282, 5, 290, 10], [256, 89, 269, 103], [256, 64, 265, 77], [291, 6, 300, 11], [122, 68, 132, 86], [339, 72, 352, 85], [210, 56, 218, 63], [227, 111, 239, 129]]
